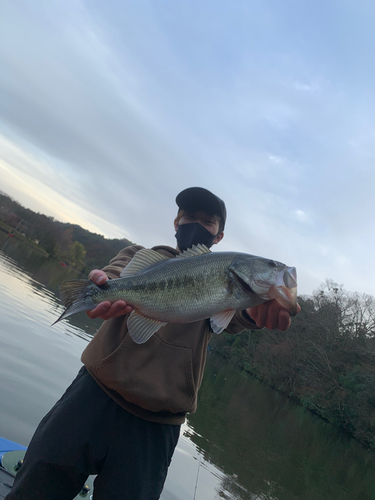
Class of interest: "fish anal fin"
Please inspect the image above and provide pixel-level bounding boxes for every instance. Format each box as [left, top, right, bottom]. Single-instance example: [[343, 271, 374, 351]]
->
[[121, 249, 169, 278], [127, 311, 167, 344], [210, 310, 236, 334], [175, 244, 211, 259]]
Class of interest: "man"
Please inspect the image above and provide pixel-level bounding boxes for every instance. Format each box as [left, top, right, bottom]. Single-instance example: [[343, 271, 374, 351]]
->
[[7, 187, 298, 500]]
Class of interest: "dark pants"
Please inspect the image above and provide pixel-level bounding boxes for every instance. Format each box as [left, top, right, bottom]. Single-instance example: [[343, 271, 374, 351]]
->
[[6, 367, 180, 500]]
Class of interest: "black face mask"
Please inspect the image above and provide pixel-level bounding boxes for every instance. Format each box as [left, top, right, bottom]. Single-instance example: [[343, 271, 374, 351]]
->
[[175, 222, 218, 252]]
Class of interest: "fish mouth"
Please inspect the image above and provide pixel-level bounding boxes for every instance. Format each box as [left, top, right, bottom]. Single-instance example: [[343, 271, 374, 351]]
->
[[232, 271, 298, 316], [266, 266, 298, 315], [268, 284, 298, 316], [233, 272, 280, 300]]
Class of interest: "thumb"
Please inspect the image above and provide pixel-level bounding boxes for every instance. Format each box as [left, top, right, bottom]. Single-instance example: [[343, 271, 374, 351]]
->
[[88, 269, 108, 285]]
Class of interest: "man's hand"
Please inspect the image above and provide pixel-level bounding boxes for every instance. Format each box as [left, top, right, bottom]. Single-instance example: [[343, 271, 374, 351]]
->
[[246, 300, 301, 331], [86, 270, 134, 320]]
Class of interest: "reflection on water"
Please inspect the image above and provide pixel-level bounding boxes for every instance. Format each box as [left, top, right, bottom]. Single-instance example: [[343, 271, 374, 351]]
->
[[189, 356, 375, 499], [1, 236, 375, 499]]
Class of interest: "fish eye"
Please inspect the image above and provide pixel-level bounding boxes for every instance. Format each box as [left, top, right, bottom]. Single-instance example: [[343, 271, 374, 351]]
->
[[268, 260, 277, 268]]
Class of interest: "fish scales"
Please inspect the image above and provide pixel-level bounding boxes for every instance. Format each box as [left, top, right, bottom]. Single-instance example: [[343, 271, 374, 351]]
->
[[92, 252, 237, 322], [54, 244, 298, 344]]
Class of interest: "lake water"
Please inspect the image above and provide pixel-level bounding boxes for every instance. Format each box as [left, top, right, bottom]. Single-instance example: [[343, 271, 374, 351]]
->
[[1, 235, 375, 499]]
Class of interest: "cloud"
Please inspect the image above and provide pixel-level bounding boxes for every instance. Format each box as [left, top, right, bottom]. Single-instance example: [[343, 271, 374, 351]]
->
[[0, 136, 132, 240], [1, 0, 375, 297], [294, 210, 310, 223], [293, 81, 320, 92]]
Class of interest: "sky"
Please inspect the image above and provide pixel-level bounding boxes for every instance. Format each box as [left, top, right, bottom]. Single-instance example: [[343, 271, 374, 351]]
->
[[1, 0, 375, 297]]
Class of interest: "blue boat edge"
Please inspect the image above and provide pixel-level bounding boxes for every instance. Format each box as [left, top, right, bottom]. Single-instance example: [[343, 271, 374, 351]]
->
[[0, 437, 26, 457], [0, 436, 94, 499]]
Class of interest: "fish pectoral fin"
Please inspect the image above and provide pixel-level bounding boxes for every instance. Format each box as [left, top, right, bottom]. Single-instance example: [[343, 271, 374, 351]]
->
[[120, 249, 169, 278], [127, 311, 167, 344], [175, 244, 211, 259], [210, 310, 236, 334]]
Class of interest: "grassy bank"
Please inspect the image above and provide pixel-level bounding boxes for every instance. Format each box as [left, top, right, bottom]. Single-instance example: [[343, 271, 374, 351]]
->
[[211, 282, 375, 450], [0, 221, 49, 256]]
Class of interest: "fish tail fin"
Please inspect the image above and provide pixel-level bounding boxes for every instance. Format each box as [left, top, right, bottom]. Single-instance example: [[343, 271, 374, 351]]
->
[[52, 280, 96, 325]]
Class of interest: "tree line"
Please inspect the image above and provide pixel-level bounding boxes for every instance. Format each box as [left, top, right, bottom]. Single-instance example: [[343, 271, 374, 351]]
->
[[210, 279, 375, 449], [2, 191, 374, 448], [0, 191, 133, 273]]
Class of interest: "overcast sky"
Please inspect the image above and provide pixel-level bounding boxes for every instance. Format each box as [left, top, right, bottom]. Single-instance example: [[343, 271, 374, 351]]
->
[[1, 0, 375, 296]]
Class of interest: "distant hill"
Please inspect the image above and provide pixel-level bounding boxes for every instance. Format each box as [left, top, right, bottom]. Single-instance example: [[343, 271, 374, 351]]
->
[[0, 191, 134, 272]]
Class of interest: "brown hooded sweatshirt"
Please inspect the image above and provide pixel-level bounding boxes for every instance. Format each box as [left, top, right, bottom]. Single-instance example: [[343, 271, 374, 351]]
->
[[81, 245, 260, 425]]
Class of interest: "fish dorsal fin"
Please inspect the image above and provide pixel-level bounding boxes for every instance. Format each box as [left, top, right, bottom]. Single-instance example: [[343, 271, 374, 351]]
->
[[120, 249, 169, 278], [210, 310, 236, 334], [175, 244, 211, 259], [127, 311, 167, 344]]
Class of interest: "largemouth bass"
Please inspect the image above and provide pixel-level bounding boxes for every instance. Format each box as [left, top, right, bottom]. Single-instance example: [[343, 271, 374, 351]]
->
[[53, 244, 298, 343]]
